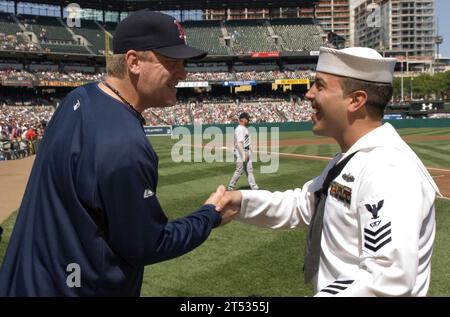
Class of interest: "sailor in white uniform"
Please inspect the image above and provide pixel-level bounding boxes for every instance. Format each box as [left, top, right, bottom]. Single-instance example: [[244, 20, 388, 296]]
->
[[217, 47, 441, 296]]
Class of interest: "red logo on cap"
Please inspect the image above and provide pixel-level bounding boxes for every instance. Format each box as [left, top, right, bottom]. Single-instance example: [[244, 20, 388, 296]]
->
[[174, 19, 186, 41]]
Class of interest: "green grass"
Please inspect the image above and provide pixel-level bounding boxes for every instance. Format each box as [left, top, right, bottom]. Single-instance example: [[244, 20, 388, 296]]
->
[[397, 127, 450, 137], [408, 141, 450, 168], [429, 198, 450, 296], [0, 211, 16, 263], [1, 128, 449, 296]]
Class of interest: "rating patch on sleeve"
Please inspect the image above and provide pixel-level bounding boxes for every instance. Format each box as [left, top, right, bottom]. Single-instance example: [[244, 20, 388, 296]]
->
[[364, 221, 392, 252]]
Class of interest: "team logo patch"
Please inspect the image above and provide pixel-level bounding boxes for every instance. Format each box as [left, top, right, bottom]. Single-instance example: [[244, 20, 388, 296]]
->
[[364, 221, 392, 252], [174, 20, 186, 41], [143, 188, 154, 198], [73, 99, 80, 111], [329, 181, 352, 205]]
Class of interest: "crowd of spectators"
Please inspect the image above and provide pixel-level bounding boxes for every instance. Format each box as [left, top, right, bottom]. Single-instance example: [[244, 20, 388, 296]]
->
[[284, 70, 316, 80], [0, 69, 105, 83], [0, 94, 312, 160], [0, 104, 53, 161], [0, 69, 35, 82], [184, 70, 315, 82], [185, 72, 234, 81], [34, 71, 105, 82], [1, 85, 447, 161], [0, 33, 39, 52], [141, 97, 312, 125], [144, 103, 193, 126], [1, 68, 318, 84], [428, 113, 450, 119], [235, 70, 285, 81]]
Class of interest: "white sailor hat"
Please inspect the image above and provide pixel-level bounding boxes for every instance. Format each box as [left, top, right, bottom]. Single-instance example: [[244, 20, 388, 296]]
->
[[316, 47, 397, 84]]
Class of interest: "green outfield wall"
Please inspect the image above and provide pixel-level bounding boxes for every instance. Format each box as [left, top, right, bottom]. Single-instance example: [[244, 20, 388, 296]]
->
[[173, 118, 450, 134]]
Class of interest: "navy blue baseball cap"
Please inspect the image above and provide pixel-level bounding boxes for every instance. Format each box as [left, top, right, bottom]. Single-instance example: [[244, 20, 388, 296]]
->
[[239, 112, 250, 121], [113, 9, 207, 59]]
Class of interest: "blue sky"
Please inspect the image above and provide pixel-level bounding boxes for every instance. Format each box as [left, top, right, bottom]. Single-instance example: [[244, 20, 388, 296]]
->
[[435, 0, 450, 57]]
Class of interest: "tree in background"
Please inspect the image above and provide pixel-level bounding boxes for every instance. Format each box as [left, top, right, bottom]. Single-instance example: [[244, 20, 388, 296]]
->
[[393, 71, 450, 101]]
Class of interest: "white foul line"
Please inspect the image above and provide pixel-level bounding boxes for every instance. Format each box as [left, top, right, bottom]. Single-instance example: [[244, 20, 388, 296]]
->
[[254, 149, 450, 200], [255, 149, 450, 173], [257, 150, 332, 161], [193, 145, 450, 199]]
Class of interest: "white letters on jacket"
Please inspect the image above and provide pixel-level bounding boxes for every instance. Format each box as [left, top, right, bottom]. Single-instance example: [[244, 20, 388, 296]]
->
[[238, 123, 440, 296]]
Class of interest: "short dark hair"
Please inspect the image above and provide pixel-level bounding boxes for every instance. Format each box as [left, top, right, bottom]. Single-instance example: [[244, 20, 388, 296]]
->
[[338, 77, 393, 119], [239, 112, 250, 121]]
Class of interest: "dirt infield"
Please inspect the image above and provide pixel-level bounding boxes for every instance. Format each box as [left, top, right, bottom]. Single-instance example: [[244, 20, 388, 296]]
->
[[0, 133, 449, 225], [0, 156, 34, 224], [429, 169, 450, 200], [276, 135, 450, 199]]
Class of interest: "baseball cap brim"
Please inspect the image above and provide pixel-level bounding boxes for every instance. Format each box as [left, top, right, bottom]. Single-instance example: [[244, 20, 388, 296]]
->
[[153, 44, 207, 60]]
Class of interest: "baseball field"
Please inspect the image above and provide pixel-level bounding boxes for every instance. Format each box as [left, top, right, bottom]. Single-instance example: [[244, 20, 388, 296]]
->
[[1, 127, 449, 296]]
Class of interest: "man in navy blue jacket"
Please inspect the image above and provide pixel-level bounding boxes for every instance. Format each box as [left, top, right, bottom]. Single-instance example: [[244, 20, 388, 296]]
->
[[0, 10, 235, 296]]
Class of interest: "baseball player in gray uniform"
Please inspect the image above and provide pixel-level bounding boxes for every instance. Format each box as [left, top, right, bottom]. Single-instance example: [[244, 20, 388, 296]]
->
[[227, 112, 259, 191]]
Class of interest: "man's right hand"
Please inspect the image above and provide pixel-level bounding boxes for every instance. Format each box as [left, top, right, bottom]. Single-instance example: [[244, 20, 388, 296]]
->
[[216, 190, 243, 226]]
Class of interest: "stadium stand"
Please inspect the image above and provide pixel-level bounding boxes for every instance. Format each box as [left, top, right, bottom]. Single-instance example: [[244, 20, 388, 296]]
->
[[70, 19, 109, 55], [0, 12, 37, 52], [0, 12, 328, 56], [184, 20, 229, 56], [1, 1, 447, 163], [226, 19, 278, 54], [271, 18, 323, 53]]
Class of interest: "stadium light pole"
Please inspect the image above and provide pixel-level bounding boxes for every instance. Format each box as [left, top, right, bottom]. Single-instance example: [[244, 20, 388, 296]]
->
[[410, 77, 414, 101], [434, 16, 443, 73], [435, 35, 443, 72], [400, 61, 404, 103]]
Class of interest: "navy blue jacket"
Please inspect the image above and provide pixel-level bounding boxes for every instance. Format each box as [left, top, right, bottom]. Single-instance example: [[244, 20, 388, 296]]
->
[[0, 83, 221, 296]]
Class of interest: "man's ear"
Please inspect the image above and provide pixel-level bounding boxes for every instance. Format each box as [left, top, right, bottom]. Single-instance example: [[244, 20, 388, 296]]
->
[[125, 50, 140, 75], [347, 90, 368, 113]]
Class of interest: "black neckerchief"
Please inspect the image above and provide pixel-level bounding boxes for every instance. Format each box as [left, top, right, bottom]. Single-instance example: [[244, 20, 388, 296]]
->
[[319, 151, 359, 196]]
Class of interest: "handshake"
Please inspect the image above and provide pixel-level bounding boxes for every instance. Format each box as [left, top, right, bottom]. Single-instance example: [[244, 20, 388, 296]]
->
[[204, 185, 243, 226]]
